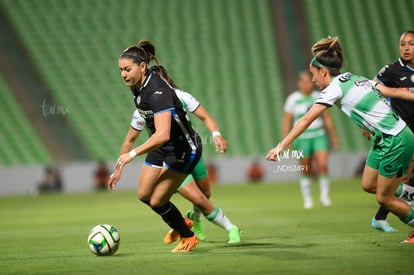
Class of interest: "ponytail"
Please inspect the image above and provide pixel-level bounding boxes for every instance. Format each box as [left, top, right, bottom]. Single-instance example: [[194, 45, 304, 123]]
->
[[137, 40, 157, 62], [120, 39, 159, 66], [310, 36, 343, 75], [149, 65, 179, 88]]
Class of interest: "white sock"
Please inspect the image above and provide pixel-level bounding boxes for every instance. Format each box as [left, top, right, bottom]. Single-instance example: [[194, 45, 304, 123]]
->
[[206, 206, 234, 231], [319, 176, 330, 200], [300, 176, 312, 202], [192, 206, 203, 220]]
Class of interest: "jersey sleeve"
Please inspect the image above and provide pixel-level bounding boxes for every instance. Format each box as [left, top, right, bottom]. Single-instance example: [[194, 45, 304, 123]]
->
[[315, 83, 342, 107], [130, 110, 146, 131], [375, 65, 394, 86], [175, 89, 200, 113], [283, 93, 295, 113], [149, 89, 175, 114]]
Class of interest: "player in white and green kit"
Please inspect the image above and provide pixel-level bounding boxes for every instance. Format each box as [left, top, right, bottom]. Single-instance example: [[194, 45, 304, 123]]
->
[[267, 37, 414, 242], [283, 71, 338, 209]]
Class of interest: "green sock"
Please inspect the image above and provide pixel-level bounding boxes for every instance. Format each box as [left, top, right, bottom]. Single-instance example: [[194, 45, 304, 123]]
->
[[394, 183, 404, 198], [400, 206, 414, 226]]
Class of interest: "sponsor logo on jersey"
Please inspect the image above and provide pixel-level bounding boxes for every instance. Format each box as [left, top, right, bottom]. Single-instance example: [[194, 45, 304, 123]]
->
[[154, 91, 163, 95], [400, 76, 407, 81], [137, 108, 153, 119]]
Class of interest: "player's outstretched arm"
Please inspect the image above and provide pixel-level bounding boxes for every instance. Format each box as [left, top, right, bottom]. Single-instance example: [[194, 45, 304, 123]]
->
[[376, 83, 414, 100], [282, 111, 293, 149], [108, 127, 141, 190], [192, 105, 227, 154], [267, 103, 328, 161]]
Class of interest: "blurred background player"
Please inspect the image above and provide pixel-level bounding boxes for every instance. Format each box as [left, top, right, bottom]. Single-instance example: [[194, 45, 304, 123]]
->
[[370, 30, 414, 233], [94, 160, 110, 191], [247, 160, 265, 182], [36, 166, 63, 194], [148, 65, 241, 244], [282, 70, 339, 209], [267, 36, 414, 243], [108, 40, 201, 253]]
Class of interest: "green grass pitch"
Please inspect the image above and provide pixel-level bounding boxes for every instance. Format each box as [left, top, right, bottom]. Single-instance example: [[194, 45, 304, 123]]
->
[[1, 179, 412, 274]]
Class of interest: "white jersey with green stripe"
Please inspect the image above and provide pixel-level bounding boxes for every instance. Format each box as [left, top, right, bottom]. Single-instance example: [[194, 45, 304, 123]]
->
[[315, 72, 406, 142], [175, 89, 200, 113], [130, 89, 200, 131], [284, 91, 325, 139]]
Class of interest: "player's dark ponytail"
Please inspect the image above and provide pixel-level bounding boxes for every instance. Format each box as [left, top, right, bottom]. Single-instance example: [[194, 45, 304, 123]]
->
[[138, 40, 156, 62], [120, 39, 159, 66], [149, 65, 179, 88]]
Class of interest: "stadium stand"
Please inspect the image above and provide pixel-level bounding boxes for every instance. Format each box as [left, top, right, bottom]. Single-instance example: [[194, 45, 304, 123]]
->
[[2, 0, 409, 164], [0, 74, 53, 164], [1, 0, 285, 160]]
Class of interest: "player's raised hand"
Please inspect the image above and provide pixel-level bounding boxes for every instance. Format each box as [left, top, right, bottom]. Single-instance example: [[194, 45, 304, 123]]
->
[[214, 135, 228, 154], [266, 144, 283, 161], [108, 168, 122, 190]]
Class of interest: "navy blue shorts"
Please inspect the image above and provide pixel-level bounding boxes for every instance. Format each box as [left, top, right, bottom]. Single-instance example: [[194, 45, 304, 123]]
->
[[145, 144, 202, 174]]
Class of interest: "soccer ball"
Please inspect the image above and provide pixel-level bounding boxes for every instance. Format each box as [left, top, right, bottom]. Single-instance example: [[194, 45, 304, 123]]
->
[[87, 224, 120, 256]]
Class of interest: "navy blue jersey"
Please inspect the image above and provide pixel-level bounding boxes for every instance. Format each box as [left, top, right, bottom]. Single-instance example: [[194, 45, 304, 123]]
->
[[131, 71, 200, 152], [376, 58, 414, 132]]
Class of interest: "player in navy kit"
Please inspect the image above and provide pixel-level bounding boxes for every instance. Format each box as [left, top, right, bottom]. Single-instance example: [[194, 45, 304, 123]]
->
[[108, 40, 201, 252], [370, 31, 414, 240]]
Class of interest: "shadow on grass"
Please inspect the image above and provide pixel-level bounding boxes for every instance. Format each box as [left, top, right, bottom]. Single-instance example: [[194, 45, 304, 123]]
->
[[192, 238, 320, 260]]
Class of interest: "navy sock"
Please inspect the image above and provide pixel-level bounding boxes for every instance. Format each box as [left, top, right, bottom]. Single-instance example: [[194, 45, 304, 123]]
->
[[375, 205, 389, 220], [152, 202, 193, 238]]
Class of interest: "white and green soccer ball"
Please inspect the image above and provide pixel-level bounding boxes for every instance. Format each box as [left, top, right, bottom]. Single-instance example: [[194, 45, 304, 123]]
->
[[87, 224, 120, 256]]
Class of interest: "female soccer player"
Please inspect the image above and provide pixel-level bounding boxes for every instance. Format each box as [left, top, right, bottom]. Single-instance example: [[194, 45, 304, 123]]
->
[[283, 70, 339, 209], [370, 30, 414, 234], [108, 40, 201, 253], [267, 36, 414, 243], [148, 65, 241, 244]]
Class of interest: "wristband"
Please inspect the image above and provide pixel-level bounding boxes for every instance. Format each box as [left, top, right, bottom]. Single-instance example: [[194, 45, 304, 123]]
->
[[129, 149, 137, 159], [212, 131, 221, 138], [374, 82, 379, 87]]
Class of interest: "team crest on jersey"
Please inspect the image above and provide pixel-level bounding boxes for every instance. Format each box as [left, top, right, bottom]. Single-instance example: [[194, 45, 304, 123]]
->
[[137, 120, 145, 128], [411, 74, 414, 83], [136, 95, 141, 105]]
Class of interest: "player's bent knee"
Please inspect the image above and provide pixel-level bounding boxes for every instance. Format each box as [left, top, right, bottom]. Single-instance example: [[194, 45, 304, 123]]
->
[[137, 192, 151, 203], [376, 194, 391, 207], [361, 180, 376, 194]]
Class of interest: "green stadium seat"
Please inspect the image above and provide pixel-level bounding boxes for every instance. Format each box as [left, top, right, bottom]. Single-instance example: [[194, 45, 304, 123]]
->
[[1, 0, 286, 159], [0, 75, 53, 164]]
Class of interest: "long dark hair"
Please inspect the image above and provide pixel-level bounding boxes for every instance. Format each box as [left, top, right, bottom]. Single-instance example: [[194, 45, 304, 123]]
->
[[120, 40, 159, 66], [149, 65, 178, 89]]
